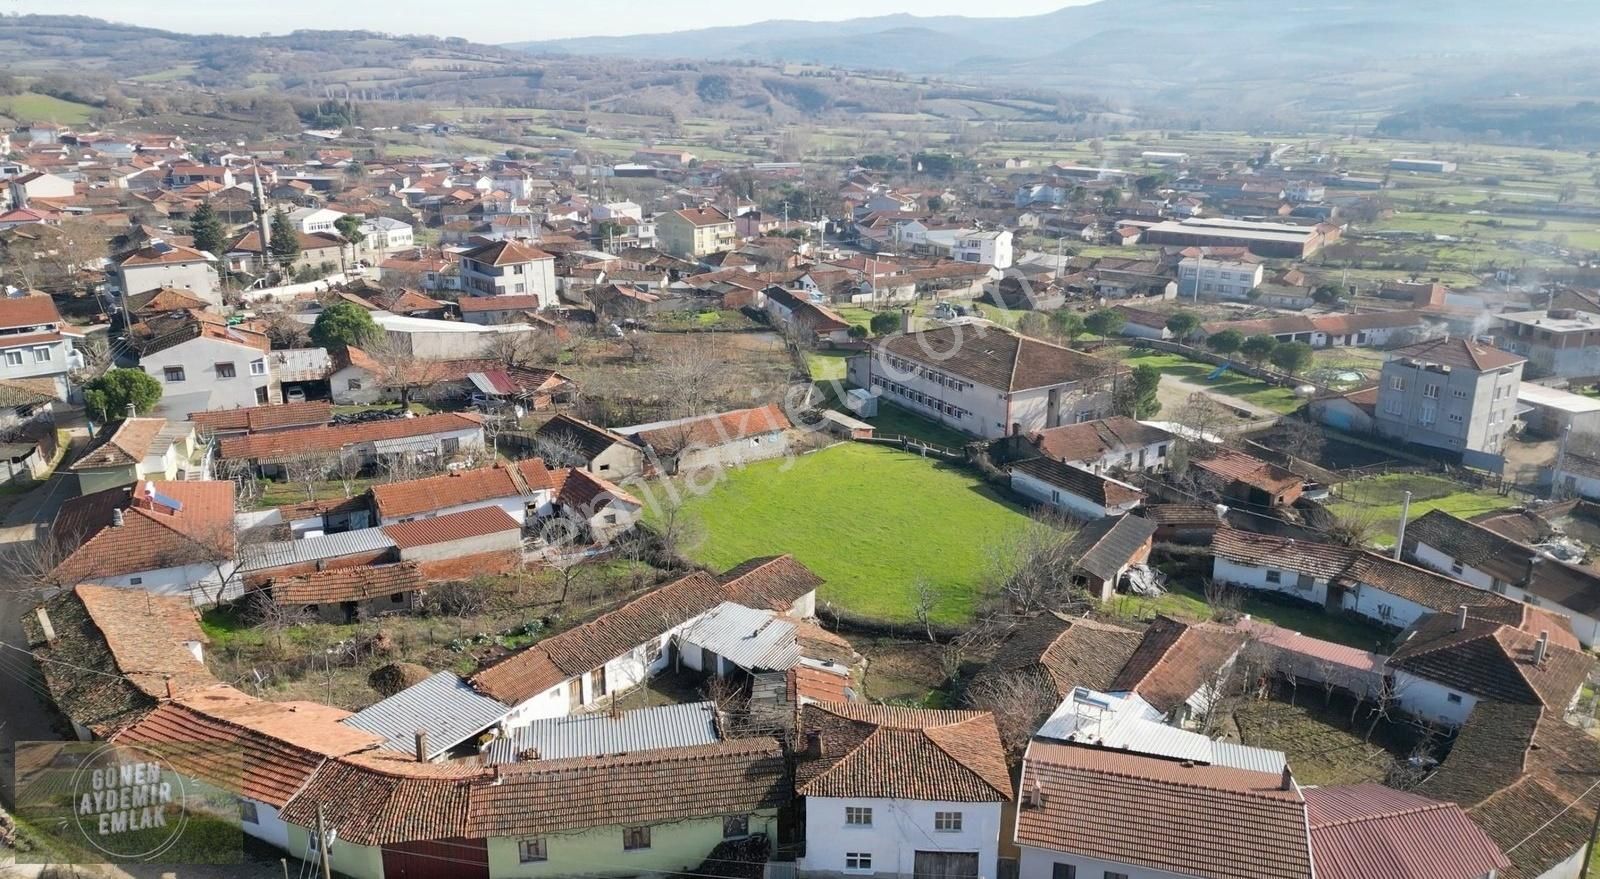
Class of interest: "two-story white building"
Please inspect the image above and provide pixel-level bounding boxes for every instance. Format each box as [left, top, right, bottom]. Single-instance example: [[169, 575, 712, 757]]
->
[[1177, 252, 1265, 300], [952, 229, 1014, 269], [795, 703, 1013, 879], [132, 314, 274, 416], [459, 238, 558, 306], [848, 327, 1117, 439], [0, 292, 81, 399], [116, 241, 220, 308]]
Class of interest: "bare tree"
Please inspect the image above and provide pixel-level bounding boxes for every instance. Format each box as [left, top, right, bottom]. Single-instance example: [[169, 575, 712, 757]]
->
[[366, 338, 449, 408], [965, 671, 1061, 759], [1275, 418, 1325, 464], [241, 590, 310, 654], [282, 450, 340, 502], [261, 311, 311, 349], [0, 531, 81, 599], [983, 512, 1084, 615], [639, 487, 703, 568], [480, 329, 560, 370], [1325, 510, 1379, 547], [68, 334, 112, 385], [1202, 578, 1243, 623], [422, 579, 494, 617], [911, 577, 943, 643], [533, 430, 588, 468]]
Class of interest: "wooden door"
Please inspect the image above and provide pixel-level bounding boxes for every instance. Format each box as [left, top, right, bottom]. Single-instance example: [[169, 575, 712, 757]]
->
[[382, 838, 488, 879], [914, 851, 980, 879], [568, 676, 582, 711]]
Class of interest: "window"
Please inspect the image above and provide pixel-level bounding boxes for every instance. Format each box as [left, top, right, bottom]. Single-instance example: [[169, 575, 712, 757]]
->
[[3, 351, 20, 366], [845, 806, 872, 827], [32, 347, 49, 362], [1423, 383, 1439, 399], [1052, 866, 1078, 879], [517, 838, 547, 862], [1383, 397, 1404, 416], [1265, 570, 1281, 584], [442, 437, 460, 454], [1419, 403, 1436, 425], [390, 593, 405, 603], [1450, 562, 1464, 575], [1448, 413, 1464, 424], [934, 811, 963, 832], [163, 366, 186, 382], [129, 577, 143, 586], [1389, 376, 1405, 391], [347, 379, 363, 391], [1105, 873, 1130, 879], [215, 362, 236, 379], [1452, 388, 1468, 398], [623, 827, 651, 851], [238, 799, 258, 824], [1491, 580, 1507, 595], [1446, 693, 1463, 704], [250, 359, 267, 376], [1378, 604, 1393, 620], [845, 853, 873, 872], [723, 815, 749, 839]]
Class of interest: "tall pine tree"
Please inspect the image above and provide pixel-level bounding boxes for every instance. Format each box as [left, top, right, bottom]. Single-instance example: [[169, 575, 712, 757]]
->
[[187, 203, 225, 258], [268, 210, 300, 270]]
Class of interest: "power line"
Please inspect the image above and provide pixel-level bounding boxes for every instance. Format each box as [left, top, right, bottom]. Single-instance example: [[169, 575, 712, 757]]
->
[[1505, 776, 1600, 855]]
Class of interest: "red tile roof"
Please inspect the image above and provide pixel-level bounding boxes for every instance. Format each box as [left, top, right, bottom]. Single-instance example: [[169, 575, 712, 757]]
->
[[371, 459, 553, 520], [1030, 416, 1172, 464], [875, 327, 1115, 392], [1391, 336, 1525, 372], [718, 554, 824, 612], [1193, 447, 1304, 494], [0, 292, 62, 329], [70, 417, 169, 470], [456, 294, 547, 312], [628, 403, 792, 454], [1389, 612, 1593, 708], [218, 412, 482, 461], [1304, 783, 1509, 879], [1018, 741, 1312, 879], [1108, 615, 1247, 714], [795, 703, 1012, 802], [381, 505, 520, 550], [189, 401, 333, 434], [52, 481, 237, 585], [269, 562, 425, 605], [461, 238, 553, 266]]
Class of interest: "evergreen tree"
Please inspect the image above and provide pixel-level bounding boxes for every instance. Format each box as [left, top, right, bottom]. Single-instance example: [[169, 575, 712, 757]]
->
[[187, 203, 226, 258], [268, 210, 300, 270]]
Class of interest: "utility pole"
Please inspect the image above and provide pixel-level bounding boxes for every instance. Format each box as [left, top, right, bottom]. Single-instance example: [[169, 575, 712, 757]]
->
[[1579, 789, 1600, 879], [316, 804, 334, 879], [1392, 490, 1413, 560]]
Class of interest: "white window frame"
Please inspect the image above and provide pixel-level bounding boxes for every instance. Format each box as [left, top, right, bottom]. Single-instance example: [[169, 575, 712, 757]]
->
[[845, 806, 872, 827]]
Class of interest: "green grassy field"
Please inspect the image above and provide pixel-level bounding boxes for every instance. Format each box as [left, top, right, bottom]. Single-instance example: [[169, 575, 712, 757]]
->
[[652, 443, 1034, 623], [1109, 582, 1389, 652], [1324, 472, 1512, 547], [0, 92, 97, 124], [807, 350, 850, 382], [1112, 350, 1304, 414]]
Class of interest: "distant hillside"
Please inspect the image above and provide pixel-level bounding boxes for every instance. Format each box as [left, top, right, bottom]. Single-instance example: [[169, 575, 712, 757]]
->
[[513, 0, 1600, 118]]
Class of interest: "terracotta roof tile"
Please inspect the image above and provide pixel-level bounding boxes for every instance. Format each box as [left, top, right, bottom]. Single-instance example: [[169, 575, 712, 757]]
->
[[381, 505, 520, 550], [795, 703, 1012, 802], [219, 413, 482, 461], [52, 481, 236, 586], [270, 562, 425, 605], [190, 401, 332, 434], [874, 327, 1113, 392], [1389, 612, 1593, 708], [977, 612, 1143, 698], [1391, 336, 1525, 372], [1031, 416, 1173, 464], [1017, 741, 1312, 879], [718, 555, 823, 612], [1012, 457, 1144, 508], [0, 292, 63, 328], [1108, 615, 1247, 714], [1304, 783, 1509, 879], [70, 418, 168, 470], [628, 404, 792, 454], [371, 459, 553, 520]]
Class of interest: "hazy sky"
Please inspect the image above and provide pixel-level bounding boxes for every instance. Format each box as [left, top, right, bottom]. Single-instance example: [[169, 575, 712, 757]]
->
[[8, 0, 1091, 42]]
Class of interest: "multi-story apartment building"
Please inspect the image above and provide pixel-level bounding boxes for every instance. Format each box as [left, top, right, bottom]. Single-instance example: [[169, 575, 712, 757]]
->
[[655, 206, 736, 260], [1493, 307, 1600, 379], [952, 229, 1015, 269], [847, 326, 1117, 439], [459, 238, 557, 307], [1177, 252, 1266, 300], [1373, 337, 1525, 461], [0, 292, 81, 399], [116, 240, 221, 307]]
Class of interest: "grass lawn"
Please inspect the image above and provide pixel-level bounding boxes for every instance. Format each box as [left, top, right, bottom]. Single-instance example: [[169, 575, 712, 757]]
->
[[807, 350, 850, 382], [1233, 698, 1400, 787], [1325, 473, 1512, 548], [255, 477, 378, 510], [651, 443, 1034, 623], [1109, 582, 1390, 652], [0, 92, 97, 124], [1114, 350, 1304, 414], [852, 400, 973, 448]]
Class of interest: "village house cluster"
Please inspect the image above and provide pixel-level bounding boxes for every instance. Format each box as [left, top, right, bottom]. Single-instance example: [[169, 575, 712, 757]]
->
[[7, 111, 1600, 879]]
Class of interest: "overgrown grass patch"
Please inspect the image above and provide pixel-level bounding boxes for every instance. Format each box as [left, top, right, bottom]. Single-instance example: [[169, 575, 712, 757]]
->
[[653, 443, 1035, 623], [1324, 472, 1512, 547]]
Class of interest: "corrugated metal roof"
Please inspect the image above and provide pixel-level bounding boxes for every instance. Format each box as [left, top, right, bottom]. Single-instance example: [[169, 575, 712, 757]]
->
[[1037, 687, 1286, 774], [678, 602, 799, 672], [341, 671, 509, 758], [238, 527, 397, 572], [482, 701, 720, 764]]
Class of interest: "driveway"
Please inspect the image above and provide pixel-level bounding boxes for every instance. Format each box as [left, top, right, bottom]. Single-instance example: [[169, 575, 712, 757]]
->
[[1162, 374, 1284, 420]]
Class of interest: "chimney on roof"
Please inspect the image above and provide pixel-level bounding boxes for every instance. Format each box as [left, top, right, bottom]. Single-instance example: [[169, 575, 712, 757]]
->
[[803, 731, 822, 760], [414, 730, 430, 763], [165, 678, 176, 700], [1280, 765, 1293, 791], [125, 403, 137, 419], [1534, 631, 1550, 665], [1456, 604, 1469, 632], [1024, 778, 1045, 808], [34, 606, 56, 643], [111, 508, 125, 528]]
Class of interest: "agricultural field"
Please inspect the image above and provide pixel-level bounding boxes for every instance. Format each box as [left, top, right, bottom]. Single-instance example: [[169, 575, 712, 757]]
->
[[1323, 472, 1514, 547], [652, 443, 1035, 624], [0, 92, 97, 124]]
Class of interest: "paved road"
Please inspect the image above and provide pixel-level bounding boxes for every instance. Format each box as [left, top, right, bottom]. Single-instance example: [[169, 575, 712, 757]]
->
[[0, 436, 84, 809]]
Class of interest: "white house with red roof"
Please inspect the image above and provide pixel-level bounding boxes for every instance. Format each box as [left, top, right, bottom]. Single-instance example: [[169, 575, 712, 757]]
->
[[49, 480, 240, 603], [0, 291, 81, 398], [116, 239, 220, 306], [458, 238, 557, 305]]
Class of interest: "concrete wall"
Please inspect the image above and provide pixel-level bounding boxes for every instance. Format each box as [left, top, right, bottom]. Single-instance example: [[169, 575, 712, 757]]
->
[[672, 431, 791, 474], [139, 337, 271, 411], [1341, 584, 1434, 632], [1010, 469, 1131, 519], [119, 261, 219, 304], [484, 811, 778, 878], [802, 797, 1003, 879], [1211, 556, 1331, 607], [240, 799, 293, 852], [395, 529, 522, 564], [82, 562, 237, 605], [1392, 669, 1477, 727]]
